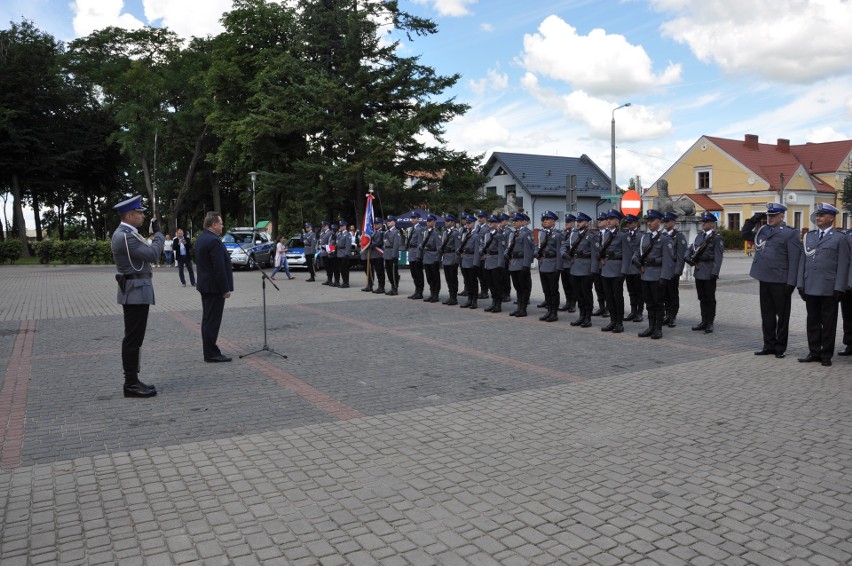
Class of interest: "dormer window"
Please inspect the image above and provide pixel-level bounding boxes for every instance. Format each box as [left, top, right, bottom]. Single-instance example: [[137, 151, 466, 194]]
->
[[495, 166, 507, 176]]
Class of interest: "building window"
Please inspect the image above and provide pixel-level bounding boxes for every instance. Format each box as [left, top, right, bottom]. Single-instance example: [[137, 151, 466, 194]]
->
[[486, 186, 497, 195], [504, 184, 516, 195], [727, 213, 740, 231], [696, 169, 712, 192], [843, 212, 849, 230], [494, 166, 507, 176], [794, 211, 802, 229], [516, 196, 524, 212]]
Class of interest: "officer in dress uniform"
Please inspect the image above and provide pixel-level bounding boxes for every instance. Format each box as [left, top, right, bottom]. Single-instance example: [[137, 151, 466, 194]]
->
[[421, 214, 442, 302], [505, 213, 534, 317], [111, 195, 164, 398], [335, 222, 352, 288], [563, 212, 601, 327], [407, 212, 426, 299], [623, 214, 645, 323], [474, 211, 490, 300], [319, 221, 334, 285], [482, 216, 505, 313], [558, 214, 577, 313], [741, 202, 802, 358], [302, 223, 317, 282], [632, 209, 674, 339], [685, 212, 724, 333], [498, 213, 514, 303], [840, 228, 852, 357], [599, 209, 631, 333], [796, 203, 850, 366], [440, 214, 461, 305], [362, 218, 385, 293], [661, 212, 688, 327], [591, 212, 609, 317], [536, 211, 561, 322], [383, 216, 402, 295], [458, 216, 481, 309]]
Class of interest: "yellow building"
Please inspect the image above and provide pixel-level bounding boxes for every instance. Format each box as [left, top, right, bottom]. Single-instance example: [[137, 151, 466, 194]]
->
[[646, 134, 852, 230]]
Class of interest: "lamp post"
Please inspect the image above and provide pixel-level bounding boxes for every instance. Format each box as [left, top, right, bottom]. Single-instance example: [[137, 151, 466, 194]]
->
[[248, 171, 258, 230], [611, 103, 631, 195]]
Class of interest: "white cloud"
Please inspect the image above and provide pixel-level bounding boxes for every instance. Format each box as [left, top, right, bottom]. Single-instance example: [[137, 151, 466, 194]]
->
[[469, 69, 509, 96], [806, 126, 848, 143], [72, 0, 145, 37], [411, 0, 476, 17], [480, 22, 494, 32], [142, 0, 232, 38], [521, 72, 673, 142], [655, 0, 852, 83], [520, 15, 681, 98], [449, 116, 511, 150]]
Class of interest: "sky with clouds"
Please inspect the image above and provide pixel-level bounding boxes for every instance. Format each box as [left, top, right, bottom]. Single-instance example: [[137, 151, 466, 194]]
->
[[4, 0, 852, 208]]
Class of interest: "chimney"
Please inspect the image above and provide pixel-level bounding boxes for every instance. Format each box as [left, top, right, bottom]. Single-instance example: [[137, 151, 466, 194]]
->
[[744, 134, 759, 150], [776, 138, 790, 153]]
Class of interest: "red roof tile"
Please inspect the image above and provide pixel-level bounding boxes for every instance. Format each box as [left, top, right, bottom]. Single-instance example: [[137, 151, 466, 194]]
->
[[683, 193, 724, 211]]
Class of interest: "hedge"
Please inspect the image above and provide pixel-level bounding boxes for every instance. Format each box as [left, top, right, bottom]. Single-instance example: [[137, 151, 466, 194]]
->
[[719, 229, 743, 250], [31, 239, 115, 264], [0, 240, 23, 264]]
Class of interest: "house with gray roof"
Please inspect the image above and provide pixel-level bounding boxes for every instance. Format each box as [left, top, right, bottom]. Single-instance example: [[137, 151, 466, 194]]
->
[[481, 152, 616, 227]]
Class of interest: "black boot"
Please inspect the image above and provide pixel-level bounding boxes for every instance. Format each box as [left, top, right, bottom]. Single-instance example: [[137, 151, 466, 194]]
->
[[409, 288, 423, 300], [459, 289, 469, 297], [591, 306, 604, 316], [633, 310, 644, 323], [638, 312, 654, 337], [444, 294, 458, 306], [537, 301, 547, 308], [362, 285, 373, 292], [570, 308, 584, 326], [651, 315, 663, 339], [484, 299, 496, 312], [515, 302, 527, 317], [430, 291, 440, 303], [704, 321, 714, 334], [611, 323, 624, 333], [624, 307, 636, 321], [692, 320, 707, 331], [468, 298, 478, 310], [544, 308, 558, 322], [386, 287, 398, 296], [601, 322, 615, 332], [539, 308, 552, 321], [491, 299, 502, 313], [580, 308, 592, 327], [373, 287, 385, 294], [558, 303, 571, 312]]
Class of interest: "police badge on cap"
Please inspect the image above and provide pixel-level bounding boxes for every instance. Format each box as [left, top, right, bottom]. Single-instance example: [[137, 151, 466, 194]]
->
[[114, 195, 146, 214]]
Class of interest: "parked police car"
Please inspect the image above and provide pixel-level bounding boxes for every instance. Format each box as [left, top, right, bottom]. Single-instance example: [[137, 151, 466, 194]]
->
[[221, 227, 274, 270]]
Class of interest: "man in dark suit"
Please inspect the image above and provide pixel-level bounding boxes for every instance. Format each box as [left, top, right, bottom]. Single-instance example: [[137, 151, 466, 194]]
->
[[172, 228, 196, 287], [195, 211, 234, 362]]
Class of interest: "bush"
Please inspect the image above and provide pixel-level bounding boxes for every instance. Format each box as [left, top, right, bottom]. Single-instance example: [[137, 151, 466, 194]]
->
[[0, 239, 23, 264], [719, 229, 743, 250], [30, 239, 116, 264]]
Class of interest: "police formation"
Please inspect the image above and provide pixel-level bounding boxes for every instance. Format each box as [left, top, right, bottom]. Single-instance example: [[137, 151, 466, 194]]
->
[[318, 202, 852, 364], [312, 208, 733, 340]]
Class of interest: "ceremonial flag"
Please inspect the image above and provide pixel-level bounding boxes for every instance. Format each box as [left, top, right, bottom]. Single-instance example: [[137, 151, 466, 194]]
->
[[360, 193, 381, 253]]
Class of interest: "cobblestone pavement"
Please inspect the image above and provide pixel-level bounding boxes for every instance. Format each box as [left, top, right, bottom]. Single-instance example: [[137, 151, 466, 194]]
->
[[0, 257, 850, 565]]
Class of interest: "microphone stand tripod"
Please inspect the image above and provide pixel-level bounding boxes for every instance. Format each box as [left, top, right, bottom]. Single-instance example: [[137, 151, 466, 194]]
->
[[240, 266, 288, 360]]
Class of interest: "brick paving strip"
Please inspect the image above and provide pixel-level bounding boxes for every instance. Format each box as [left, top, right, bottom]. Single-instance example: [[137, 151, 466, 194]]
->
[[169, 311, 365, 421], [0, 320, 35, 470]]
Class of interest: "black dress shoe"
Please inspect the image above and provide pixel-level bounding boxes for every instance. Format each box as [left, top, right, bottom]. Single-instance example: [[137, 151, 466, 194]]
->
[[798, 354, 820, 363], [638, 327, 653, 337], [205, 355, 232, 363], [601, 323, 615, 332], [322, 281, 331, 286], [599, 310, 610, 318], [667, 318, 677, 328], [459, 290, 468, 297], [632, 313, 643, 322], [591, 307, 604, 316], [821, 359, 832, 367], [692, 322, 706, 331], [558, 304, 571, 312], [341, 284, 350, 288], [611, 324, 624, 333], [124, 383, 157, 398], [838, 346, 852, 356], [703, 324, 714, 334], [361, 286, 373, 292], [775, 353, 785, 359], [754, 350, 773, 356]]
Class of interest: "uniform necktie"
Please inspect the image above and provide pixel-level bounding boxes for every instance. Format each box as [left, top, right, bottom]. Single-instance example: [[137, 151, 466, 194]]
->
[[819, 231, 824, 240]]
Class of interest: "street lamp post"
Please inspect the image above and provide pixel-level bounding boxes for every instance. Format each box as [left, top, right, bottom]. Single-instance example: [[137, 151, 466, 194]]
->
[[248, 171, 258, 230], [611, 103, 631, 195]]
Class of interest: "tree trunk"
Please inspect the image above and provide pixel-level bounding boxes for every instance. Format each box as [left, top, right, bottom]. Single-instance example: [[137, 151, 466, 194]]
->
[[172, 125, 208, 235], [270, 191, 282, 239], [57, 204, 65, 241], [140, 154, 155, 209], [210, 171, 221, 214], [31, 191, 43, 241], [11, 175, 30, 256]]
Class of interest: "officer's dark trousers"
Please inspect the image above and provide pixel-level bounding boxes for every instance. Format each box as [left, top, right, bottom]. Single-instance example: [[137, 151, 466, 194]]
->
[[760, 281, 793, 354], [804, 293, 839, 360], [570, 274, 593, 318], [560, 269, 575, 305], [424, 262, 441, 294], [324, 255, 334, 282], [601, 275, 625, 324], [328, 256, 338, 283], [369, 257, 384, 288], [477, 262, 488, 296], [695, 278, 717, 324], [539, 271, 560, 310], [200, 293, 225, 360], [593, 272, 606, 309], [841, 290, 852, 347], [122, 304, 149, 382], [626, 273, 643, 314], [663, 275, 680, 318], [409, 259, 424, 291], [510, 267, 532, 305], [501, 266, 511, 298], [443, 264, 459, 297], [484, 268, 501, 299], [338, 256, 349, 285], [384, 259, 399, 290], [177, 254, 195, 286], [640, 278, 664, 329], [461, 266, 477, 296], [306, 255, 315, 279]]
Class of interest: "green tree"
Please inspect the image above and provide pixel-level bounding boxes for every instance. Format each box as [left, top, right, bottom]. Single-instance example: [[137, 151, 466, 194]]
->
[[842, 173, 852, 215]]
